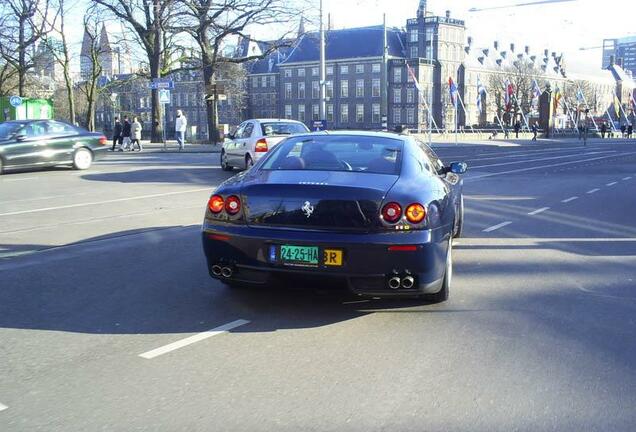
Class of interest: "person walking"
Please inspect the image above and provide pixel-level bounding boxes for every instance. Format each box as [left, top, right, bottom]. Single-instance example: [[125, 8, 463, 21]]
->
[[130, 117, 143, 152], [531, 122, 538, 141], [628, 124, 634, 139], [621, 123, 627, 138], [175, 110, 187, 151], [120, 116, 132, 151], [111, 117, 123, 151], [514, 121, 521, 138], [600, 122, 607, 139]]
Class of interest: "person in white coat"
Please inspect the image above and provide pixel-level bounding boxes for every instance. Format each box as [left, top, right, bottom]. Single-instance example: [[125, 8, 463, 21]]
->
[[175, 110, 187, 151]]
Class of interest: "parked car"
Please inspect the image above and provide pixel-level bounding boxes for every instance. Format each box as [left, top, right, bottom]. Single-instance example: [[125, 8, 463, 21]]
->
[[0, 120, 108, 174], [202, 131, 467, 302], [220, 119, 310, 171]]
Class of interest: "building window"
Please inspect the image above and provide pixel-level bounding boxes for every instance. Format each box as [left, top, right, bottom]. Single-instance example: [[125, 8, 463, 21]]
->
[[326, 81, 333, 98], [372, 104, 381, 123], [285, 83, 292, 99], [407, 107, 415, 123], [327, 104, 334, 122], [298, 104, 305, 122], [341, 81, 349, 98], [355, 64, 364, 74], [312, 104, 320, 121], [393, 68, 402, 82], [298, 82, 305, 99], [394, 109, 401, 123], [285, 104, 292, 119], [356, 104, 364, 122], [183, 93, 189, 106], [372, 79, 381, 97], [284, 69, 292, 78], [341, 104, 349, 123], [252, 77, 258, 88], [312, 67, 319, 76], [327, 65, 334, 75], [312, 81, 319, 99], [407, 88, 415, 103], [340, 65, 349, 74], [410, 28, 418, 42], [393, 89, 402, 104], [298, 68, 305, 77], [410, 46, 418, 58], [372, 63, 381, 73], [356, 79, 364, 98], [139, 97, 145, 108], [270, 76, 276, 87]]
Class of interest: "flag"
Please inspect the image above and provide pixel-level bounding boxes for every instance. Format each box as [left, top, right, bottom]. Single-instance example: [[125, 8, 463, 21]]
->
[[406, 64, 422, 92], [614, 95, 621, 116], [448, 77, 458, 108], [532, 80, 542, 100], [476, 77, 487, 114], [630, 93, 636, 111], [553, 85, 562, 112], [504, 80, 514, 111], [576, 88, 585, 103]]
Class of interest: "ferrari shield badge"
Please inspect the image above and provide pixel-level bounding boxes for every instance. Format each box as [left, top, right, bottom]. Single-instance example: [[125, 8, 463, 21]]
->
[[302, 201, 315, 218]]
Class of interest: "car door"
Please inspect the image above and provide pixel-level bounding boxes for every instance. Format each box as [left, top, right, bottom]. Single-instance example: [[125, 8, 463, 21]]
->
[[237, 122, 255, 168], [6, 121, 49, 168], [227, 122, 246, 165], [43, 121, 81, 163], [419, 142, 460, 227]]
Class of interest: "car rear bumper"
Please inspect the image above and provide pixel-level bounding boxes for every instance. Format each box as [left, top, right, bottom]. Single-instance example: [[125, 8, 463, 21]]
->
[[201, 223, 450, 297], [92, 146, 109, 161]]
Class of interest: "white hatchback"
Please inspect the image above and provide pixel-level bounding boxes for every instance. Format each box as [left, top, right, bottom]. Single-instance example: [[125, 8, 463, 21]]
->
[[220, 119, 310, 171]]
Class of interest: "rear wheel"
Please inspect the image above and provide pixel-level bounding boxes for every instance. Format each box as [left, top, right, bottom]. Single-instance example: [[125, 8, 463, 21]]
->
[[424, 240, 451, 303], [221, 150, 233, 171], [0, 157, 4, 175], [453, 195, 464, 239], [72, 148, 93, 170], [245, 154, 254, 169]]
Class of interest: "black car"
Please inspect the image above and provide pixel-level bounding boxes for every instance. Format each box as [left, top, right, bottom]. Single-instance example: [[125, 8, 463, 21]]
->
[[201, 131, 467, 301], [0, 120, 109, 174]]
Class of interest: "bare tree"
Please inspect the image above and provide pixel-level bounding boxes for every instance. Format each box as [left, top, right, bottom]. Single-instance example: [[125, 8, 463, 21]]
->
[[77, 8, 106, 131], [488, 61, 544, 126], [172, 0, 301, 142], [93, 0, 179, 143], [0, 0, 51, 97]]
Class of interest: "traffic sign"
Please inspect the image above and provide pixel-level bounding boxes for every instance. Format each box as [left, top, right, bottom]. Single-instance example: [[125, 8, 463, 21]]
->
[[149, 78, 174, 90], [312, 120, 327, 131], [159, 89, 171, 104], [9, 96, 23, 108]]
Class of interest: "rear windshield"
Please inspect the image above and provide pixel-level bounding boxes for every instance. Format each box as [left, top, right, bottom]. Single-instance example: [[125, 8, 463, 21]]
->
[[260, 122, 309, 136], [261, 135, 403, 175], [0, 122, 27, 140]]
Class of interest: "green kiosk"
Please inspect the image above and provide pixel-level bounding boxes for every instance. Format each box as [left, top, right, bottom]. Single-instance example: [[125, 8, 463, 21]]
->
[[0, 96, 54, 122]]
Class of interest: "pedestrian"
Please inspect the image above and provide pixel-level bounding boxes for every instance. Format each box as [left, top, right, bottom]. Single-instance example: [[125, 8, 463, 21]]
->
[[111, 117, 122, 151], [175, 109, 187, 151], [120, 116, 132, 151], [601, 122, 607, 139], [514, 121, 521, 138], [130, 117, 143, 152], [621, 123, 626, 138], [504, 125, 510, 139], [629, 124, 634, 139], [531, 122, 538, 141]]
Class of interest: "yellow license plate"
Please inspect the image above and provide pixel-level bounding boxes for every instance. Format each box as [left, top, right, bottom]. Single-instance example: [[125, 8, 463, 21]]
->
[[323, 249, 343, 266]]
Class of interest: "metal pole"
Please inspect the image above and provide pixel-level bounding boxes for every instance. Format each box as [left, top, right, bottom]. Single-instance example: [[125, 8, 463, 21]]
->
[[381, 14, 388, 131], [319, 0, 326, 123], [428, 27, 433, 146]]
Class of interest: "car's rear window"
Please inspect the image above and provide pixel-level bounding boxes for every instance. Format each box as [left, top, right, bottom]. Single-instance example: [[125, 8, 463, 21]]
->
[[260, 122, 309, 136], [0, 122, 27, 140], [261, 135, 403, 175]]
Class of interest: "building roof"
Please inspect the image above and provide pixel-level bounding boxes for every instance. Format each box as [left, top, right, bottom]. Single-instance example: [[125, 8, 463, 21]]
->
[[247, 45, 295, 75], [607, 63, 635, 87], [280, 25, 406, 65]]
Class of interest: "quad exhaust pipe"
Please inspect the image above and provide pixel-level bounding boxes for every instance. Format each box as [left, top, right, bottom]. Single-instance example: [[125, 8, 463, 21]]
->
[[211, 265, 222, 276], [401, 276, 415, 289], [212, 264, 234, 278], [388, 276, 401, 290], [387, 273, 416, 290]]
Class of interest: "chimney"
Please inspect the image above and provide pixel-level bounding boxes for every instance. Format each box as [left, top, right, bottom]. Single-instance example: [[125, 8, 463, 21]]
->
[[510, 43, 515, 52], [544, 48, 549, 57], [525, 45, 530, 55], [551, 51, 557, 58], [483, 48, 490, 56], [445, 10, 451, 18], [467, 36, 473, 46], [530, 55, 537, 62], [609, 55, 615, 66], [494, 40, 499, 50], [501, 50, 507, 59]]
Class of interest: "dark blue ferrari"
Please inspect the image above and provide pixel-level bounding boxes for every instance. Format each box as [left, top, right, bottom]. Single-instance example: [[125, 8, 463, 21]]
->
[[201, 131, 467, 302]]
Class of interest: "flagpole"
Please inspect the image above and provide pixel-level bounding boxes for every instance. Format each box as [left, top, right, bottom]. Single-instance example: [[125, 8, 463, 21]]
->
[[576, 84, 599, 131], [457, 93, 475, 135], [511, 93, 530, 132], [455, 86, 458, 145]]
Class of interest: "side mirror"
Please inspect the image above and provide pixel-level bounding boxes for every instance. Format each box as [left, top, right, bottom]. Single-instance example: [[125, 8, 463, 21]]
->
[[449, 162, 468, 175], [227, 133, 235, 140], [15, 134, 27, 142]]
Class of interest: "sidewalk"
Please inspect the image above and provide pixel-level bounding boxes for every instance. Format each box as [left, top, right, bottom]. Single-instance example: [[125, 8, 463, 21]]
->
[[137, 140, 222, 153], [424, 136, 636, 148]]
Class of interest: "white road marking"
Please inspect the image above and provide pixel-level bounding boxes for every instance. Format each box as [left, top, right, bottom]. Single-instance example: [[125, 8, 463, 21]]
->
[[139, 319, 250, 359], [0, 403, 7, 412], [2, 177, 39, 182], [623, 176, 632, 180], [469, 151, 612, 169], [528, 207, 550, 216], [466, 151, 636, 181], [0, 188, 211, 218], [483, 221, 512, 233], [587, 188, 600, 194], [458, 238, 636, 246], [342, 300, 371, 305], [561, 196, 579, 203], [606, 182, 618, 186]]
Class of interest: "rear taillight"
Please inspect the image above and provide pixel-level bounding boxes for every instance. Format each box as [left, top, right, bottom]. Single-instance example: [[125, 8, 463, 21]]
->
[[225, 195, 241, 215], [255, 138, 268, 153], [381, 202, 402, 224], [98, 135, 108, 145], [405, 203, 427, 224], [208, 195, 224, 214]]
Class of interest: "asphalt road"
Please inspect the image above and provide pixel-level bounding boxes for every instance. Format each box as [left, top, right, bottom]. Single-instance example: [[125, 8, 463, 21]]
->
[[1, 141, 636, 431]]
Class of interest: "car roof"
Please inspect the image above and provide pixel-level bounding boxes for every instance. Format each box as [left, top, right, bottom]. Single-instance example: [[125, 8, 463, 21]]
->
[[251, 119, 307, 124], [279, 130, 410, 141]]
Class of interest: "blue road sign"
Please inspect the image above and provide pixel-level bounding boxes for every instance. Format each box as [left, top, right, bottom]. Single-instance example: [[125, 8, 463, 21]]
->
[[149, 78, 174, 90], [159, 89, 171, 104], [312, 120, 327, 131], [9, 96, 23, 108]]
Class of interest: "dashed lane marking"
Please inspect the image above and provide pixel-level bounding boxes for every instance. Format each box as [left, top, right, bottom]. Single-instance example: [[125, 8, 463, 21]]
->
[[562, 196, 579, 203], [606, 182, 618, 186], [483, 221, 512, 233], [623, 176, 632, 180], [139, 319, 250, 359], [0, 403, 7, 412], [1, 177, 39, 182], [528, 207, 550, 216], [587, 188, 600, 194]]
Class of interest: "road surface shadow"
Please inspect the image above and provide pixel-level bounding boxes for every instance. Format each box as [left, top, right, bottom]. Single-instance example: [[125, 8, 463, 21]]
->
[[81, 168, 233, 185]]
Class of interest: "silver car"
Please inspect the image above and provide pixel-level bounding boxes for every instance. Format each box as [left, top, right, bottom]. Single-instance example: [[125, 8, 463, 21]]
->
[[220, 119, 310, 171]]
